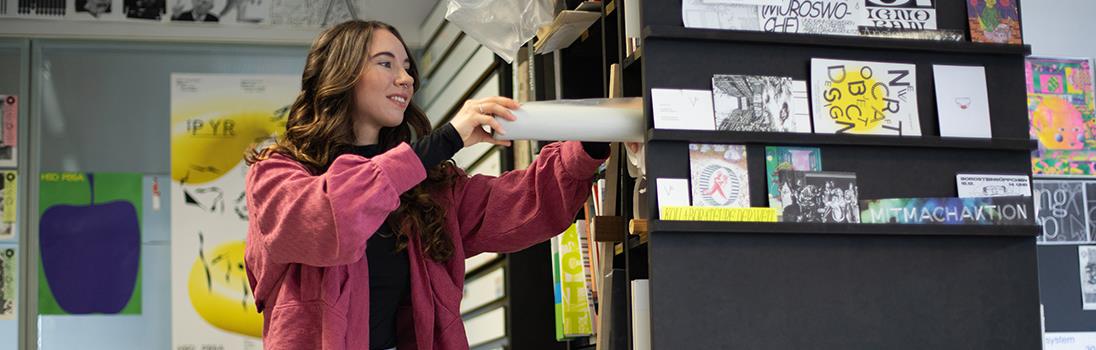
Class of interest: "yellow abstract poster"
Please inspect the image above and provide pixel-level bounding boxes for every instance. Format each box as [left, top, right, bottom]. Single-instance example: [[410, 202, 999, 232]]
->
[[170, 74, 297, 350]]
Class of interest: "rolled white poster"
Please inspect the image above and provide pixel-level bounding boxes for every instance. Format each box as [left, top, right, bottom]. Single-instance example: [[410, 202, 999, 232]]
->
[[493, 98, 645, 142]]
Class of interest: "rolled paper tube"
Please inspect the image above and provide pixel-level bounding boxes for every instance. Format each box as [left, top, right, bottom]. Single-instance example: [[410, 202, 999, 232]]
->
[[493, 98, 645, 142]]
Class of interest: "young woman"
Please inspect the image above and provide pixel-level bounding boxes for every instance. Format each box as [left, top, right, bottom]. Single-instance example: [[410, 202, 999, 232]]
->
[[243, 21, 609, 349]]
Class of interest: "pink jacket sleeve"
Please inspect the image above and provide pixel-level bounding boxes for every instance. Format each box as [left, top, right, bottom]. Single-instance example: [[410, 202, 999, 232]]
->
[[246, 143, 426, 266], [454, 141, 606, 256]]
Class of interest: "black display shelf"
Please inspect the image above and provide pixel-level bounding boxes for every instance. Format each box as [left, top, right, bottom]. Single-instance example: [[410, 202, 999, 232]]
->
[[642, 25, 1033, 56], [648, 129, 1038, 151], [649, 220, 1040, 238]]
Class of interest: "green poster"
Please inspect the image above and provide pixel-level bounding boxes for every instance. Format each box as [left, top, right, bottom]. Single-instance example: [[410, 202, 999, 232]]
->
[[38, 172, 142, 315]]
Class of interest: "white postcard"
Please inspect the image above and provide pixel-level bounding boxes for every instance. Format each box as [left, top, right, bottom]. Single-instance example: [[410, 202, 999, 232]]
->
[[656, 178, 691, 217], [934, 65, 992, 138], [651, 88, 716, 130]]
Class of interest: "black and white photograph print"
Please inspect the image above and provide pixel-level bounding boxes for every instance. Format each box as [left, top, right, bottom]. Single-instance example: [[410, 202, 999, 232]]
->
[[75, 0, 113, 18], [171, 0, 220, 22], [1079, 246, 1096, 309], [1034, 180, 1090, 244], [125, 0, 167, 20], [776, 170, 859, 223], [712, 74, 808, 133]]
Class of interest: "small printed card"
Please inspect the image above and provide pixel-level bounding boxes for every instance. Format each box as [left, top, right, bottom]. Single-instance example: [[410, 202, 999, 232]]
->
[[956, 174, 1031, 198], [650, 89, 716, 130]]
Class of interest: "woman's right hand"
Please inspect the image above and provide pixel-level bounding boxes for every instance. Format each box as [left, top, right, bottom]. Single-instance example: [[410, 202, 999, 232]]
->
[[449, 96, 520, 148]]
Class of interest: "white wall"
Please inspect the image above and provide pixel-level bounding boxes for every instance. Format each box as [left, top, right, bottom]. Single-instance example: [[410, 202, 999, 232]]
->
[[1022, 0, 1096, 58]]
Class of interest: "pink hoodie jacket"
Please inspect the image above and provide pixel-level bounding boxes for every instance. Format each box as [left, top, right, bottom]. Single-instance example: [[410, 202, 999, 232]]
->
[[245, 141, 605, 349]]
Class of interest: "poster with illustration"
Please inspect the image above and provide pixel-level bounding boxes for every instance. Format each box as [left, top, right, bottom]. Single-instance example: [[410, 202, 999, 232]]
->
[[712, 75, 809, 133], [765, 147, 822, 219], [689, 143, 750, 208], [966, 0, 1021, 44], [0, 95, 18, 167], [811, 58, 921, 136], [1080, 246, 1096, 310], [777, 170, 859, 223], [0, 171, 16, 241], [171, 74, 296, 350], [0, 246, 15, 320], [1027, 57, 1096, 176], [38, 172, 142, 315]]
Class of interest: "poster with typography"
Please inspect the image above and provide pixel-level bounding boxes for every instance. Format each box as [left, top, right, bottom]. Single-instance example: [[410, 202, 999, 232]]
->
[[863, 0, 936, 30], [171, 74, 296, 350], [860, 196, 1032, 225], [1034, 180, 1089, 244], [1028, 58, 1096, 176], [757, 0, 865, 36], [811, 58, 921, 136]]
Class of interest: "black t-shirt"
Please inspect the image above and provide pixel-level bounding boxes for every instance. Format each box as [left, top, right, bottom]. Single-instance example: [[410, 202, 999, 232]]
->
[[344, 124, 462, 350]]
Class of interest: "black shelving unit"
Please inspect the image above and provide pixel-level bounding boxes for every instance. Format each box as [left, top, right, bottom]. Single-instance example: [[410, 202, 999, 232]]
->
[[636, 0, 1041, 349]]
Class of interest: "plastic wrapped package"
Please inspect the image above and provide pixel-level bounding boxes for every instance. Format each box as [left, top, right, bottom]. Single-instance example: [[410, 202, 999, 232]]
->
[[445, 0, 557, 63]]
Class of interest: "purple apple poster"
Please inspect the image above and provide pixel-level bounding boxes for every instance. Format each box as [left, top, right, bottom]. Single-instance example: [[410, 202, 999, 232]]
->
[[38, 172, 142, 315]]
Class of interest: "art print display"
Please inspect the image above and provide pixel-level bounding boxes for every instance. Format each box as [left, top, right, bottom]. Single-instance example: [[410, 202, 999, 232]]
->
[[712, 75, 810, 133], [1034, 180, 1089, 244], [967, 0, 1022, 44], [765, 147, 822, 218], [171, 74, 296, 349], [863, 0, 936, 30], [689, 143, 750, 208], [1027, 58, 1096, 176], [38, 172, 142, 315], [682, 0, 761, 31], [775, 170, 859, 223], [811, 58, 921, 136], [860, 196, 1031, 225]]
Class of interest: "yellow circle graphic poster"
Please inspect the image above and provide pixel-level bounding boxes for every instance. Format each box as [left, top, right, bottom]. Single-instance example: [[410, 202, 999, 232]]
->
[[170, 74, 298, 350]]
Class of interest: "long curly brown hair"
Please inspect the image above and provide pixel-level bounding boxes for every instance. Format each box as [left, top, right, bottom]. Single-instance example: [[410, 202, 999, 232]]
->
[[246, 20, 458, 262]]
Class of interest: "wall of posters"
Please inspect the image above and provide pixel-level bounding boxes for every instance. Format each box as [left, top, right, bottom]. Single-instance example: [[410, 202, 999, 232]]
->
[[0, 0, 355, 27], [1028, 57, 1096, 176], [171, 74, 296, 350], [38, 172, 142, 315], [811, 58, 921, 136]]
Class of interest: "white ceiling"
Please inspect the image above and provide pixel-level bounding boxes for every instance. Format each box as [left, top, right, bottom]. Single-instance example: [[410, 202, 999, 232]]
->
[[359, 0, 442, 48]]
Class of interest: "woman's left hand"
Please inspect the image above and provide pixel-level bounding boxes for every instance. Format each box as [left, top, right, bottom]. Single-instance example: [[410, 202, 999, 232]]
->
[[449, 96, 520, 148]]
